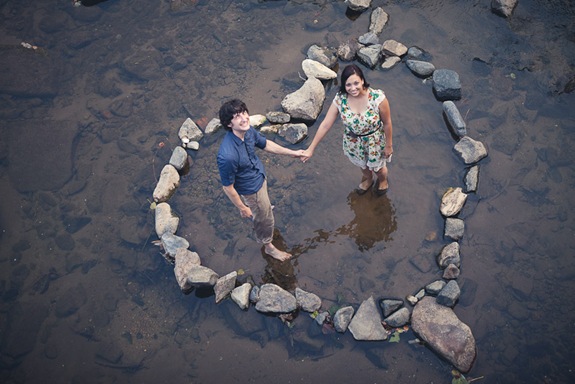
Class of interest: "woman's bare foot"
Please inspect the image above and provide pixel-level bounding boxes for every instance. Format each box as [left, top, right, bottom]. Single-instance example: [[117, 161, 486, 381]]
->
[[264, 243, 291, 261]]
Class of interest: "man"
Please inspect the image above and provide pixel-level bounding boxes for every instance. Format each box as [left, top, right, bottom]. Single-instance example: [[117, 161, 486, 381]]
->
[[217, 99, 303, 261]]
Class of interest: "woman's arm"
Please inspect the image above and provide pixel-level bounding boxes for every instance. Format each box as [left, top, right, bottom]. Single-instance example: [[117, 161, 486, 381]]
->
[[301, 102, 339, 161], [263, 140, 304, 158], [379, 97, 393, 158]]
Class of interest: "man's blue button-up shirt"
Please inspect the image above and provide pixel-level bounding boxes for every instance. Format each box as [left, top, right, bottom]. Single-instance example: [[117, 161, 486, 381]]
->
[[217, 127, 267, 195]]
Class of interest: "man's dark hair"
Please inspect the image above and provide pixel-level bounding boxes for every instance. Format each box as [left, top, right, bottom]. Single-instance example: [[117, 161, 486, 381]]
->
[[219, 99, 249, 131]]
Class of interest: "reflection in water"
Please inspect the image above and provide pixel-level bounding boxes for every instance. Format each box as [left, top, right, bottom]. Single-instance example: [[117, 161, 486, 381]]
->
[[262, 229, 297, 291], [292, 192, 397, 256], [334, 192, 397, 251]]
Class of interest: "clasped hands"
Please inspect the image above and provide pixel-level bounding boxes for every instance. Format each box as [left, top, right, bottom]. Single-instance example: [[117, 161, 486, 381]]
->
[[290, 149, 313, 163]]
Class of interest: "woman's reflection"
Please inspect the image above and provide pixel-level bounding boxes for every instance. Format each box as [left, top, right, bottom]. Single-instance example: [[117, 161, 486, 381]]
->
[[291, 192, 398, 257]]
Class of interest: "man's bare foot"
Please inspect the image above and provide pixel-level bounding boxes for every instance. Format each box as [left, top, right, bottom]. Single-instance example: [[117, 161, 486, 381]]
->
[[264, 243, 291, 261]]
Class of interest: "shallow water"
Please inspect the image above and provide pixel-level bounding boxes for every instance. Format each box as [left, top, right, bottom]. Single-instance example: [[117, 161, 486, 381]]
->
[[1, 0, 575, 383]]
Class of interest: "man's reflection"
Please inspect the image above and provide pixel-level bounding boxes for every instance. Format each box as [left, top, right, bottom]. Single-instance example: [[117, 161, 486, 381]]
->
[[261, 229, 297, 292]]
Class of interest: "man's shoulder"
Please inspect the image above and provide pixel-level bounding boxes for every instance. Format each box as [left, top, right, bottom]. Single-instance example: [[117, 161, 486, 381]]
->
[[217, 132, 237, 157]]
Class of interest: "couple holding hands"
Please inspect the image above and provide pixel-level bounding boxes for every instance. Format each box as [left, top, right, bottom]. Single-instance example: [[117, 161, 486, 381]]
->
[[217, 64, 394, 261]]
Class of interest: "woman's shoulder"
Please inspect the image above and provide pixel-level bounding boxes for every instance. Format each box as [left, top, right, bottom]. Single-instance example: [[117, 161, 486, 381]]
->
[[369, 88, 386, 104], [369, 87, 385, 97]]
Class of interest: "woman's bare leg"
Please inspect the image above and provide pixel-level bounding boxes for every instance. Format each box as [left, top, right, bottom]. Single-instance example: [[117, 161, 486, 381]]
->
[[375, 166, 388, 191]]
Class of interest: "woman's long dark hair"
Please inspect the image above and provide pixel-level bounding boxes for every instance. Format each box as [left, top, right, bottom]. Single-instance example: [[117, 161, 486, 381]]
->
[[339, 64, 370, 94]]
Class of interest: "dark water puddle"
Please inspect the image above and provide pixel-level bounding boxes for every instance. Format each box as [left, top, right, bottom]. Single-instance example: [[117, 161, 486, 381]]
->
[[1, 0, 575, 383]]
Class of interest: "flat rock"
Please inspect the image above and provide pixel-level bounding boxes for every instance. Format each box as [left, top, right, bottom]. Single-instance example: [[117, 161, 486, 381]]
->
[[231, 283, 252, 310], [406, 59, 436, 77], [433, 69, 462, 101], [369, 7, 389, 35], [254, 284, 297, 313], [454, 136, 488, 164], [214, 271, 237, 303], [437, 241, 461, 269], [160, 232, 189, 259], [153, 164, 180, 203], [383, 307, 410, 327], [295, 287, 322, 312], [278, 123, 308, 144], [302, 59, 337, 80], [348, 296, 388, 341], [333, 306, 355, 332], [440, 187, 467, 217], [154, 202, 179, 237]]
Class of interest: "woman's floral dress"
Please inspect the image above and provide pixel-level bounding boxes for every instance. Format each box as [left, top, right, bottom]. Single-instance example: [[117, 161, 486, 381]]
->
[[334, 88, 387, 171]]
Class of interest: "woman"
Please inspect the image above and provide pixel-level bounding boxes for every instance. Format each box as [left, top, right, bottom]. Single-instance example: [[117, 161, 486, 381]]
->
[[302, 64, 393, 196]]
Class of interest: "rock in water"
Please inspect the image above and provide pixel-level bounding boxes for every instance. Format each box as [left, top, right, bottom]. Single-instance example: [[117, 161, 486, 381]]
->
[[411, 296, 476, 373]]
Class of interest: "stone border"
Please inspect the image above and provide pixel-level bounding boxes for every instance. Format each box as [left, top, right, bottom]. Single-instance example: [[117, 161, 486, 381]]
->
[[149, 2, 489, 374]]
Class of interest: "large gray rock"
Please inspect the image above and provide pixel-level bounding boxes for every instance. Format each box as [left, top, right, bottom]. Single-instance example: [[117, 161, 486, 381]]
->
[[281, 77, 325, 122], [411, 297, 476, 373], [433, 69, 462, 101], [153, 164, 180, 203], [348, 296, 389, 341], [254, 284, 297, 313], [440, 187, 467, 217], [154, 202, 179, 237], [454, 136, 488, 164]]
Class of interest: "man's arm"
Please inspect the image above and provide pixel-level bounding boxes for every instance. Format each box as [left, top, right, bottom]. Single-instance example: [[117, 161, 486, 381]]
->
[[222, 184, 253, 219]]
